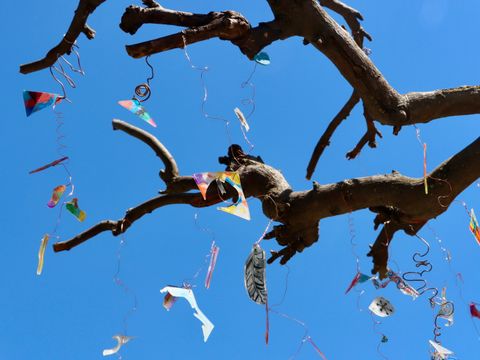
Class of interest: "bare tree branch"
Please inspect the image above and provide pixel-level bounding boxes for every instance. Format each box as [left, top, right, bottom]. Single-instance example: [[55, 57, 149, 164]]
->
[[19, 0, 106, 74], [306, 91, 360, 180], [54, 117, 480, 276]]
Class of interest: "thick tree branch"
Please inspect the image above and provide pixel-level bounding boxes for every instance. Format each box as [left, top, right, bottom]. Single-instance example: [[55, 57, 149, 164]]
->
[[19, 0, 106, 74], [54, 116, 479, 278]]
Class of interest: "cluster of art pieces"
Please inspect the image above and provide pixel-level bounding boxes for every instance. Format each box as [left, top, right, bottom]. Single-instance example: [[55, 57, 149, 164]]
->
[[23, 47, 480, 359]]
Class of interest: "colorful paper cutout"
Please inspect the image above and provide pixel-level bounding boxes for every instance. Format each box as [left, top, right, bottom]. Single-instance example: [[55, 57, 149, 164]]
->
[[36, 234, 49, 275], [437, 288, 454, 327], [23, 90, 61, 116], [345, 272, 371, 294], [29, 156, 69, 174], [163, 292, 178, 311], [254, 52, 271, 65], [65, 198, 86, 222], [47, 185, 66, 208], [205, 242, 220, 289], [369, 297, 394, 317], [103, 335, 134, 356], [244, 244, 268, 304], [429, 340, 453, 360], [118, 99, 157, 127], [388, 271, 419, 299], [470, 303, 480, 319], [469, 209, 480, 245], [234, 107, 250, 132], [160, 286, 214, 342], [193, 172, 250, 220]]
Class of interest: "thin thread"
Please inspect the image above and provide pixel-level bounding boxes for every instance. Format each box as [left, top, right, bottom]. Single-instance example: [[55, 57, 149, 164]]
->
[[182, 213, 217, 286], [181, 34, 233, 146], [237, 63, 258, 152], [113, 235, 138, 336], [369, 312, 388, 360], [255, 219, 274, 245]]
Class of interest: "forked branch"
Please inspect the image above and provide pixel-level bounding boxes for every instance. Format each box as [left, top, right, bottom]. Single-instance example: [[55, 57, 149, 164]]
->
[[19, 0, 106, 74]]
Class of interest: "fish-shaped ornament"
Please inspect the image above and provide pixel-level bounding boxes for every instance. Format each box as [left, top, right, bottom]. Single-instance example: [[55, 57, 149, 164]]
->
[[36, 234, 50, 275], [23, 90, 61, 116], [244, 244, 268, 304], [65, 198, 86, 222], [47, 185, 66, 208], [118, 99, 157, 127]]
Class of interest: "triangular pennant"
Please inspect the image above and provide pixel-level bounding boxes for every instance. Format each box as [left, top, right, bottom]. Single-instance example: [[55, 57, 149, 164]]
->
[[23, 90, 61, 116], [118, 99, 157, 127]]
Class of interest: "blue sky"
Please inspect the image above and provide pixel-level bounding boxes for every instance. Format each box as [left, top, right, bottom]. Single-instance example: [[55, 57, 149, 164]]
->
[[2, 0, 479, 359]]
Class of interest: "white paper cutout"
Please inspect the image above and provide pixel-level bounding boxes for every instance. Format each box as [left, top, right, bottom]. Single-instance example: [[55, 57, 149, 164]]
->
[[102, 335, 134, 356], [368, 296, 395, 317], [234, 107, 250, 132], [160, 286, 214, 342], [429, 340, 453, 360]]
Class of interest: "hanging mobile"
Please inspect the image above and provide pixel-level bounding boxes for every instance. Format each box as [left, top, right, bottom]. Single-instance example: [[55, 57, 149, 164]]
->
[[118, 56, 157, 127]]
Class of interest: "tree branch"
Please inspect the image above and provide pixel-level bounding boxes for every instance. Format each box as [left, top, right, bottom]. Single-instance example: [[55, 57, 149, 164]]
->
[[19, 0, 106, 74], [54, 116, 480, 278], [306, 91, 360, 180]]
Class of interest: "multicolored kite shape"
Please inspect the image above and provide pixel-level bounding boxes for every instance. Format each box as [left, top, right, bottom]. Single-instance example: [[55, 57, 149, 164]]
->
[[469, 209, 480, 245], [118, 99, 157, 127], [65, 198, 86, 222], [193, 172, 250, 220], [23, 90, 61, 116]]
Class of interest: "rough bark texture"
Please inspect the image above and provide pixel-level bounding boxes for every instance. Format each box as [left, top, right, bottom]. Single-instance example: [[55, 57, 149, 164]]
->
[[20, 0, 480, 278]]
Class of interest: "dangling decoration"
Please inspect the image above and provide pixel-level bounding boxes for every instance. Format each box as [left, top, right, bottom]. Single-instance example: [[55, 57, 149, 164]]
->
[[160, 286, 214, 342], [470, 303, 480, 319], [386, 271, 420, 299], [254, 52, 271, 66], [193, 172, 250, 220], [368, 297, 395, 318], [36, 234, 50, 276], [436, 288, 454, 327], [244, 244, 268, 305], [345, 272, 371, 294], [47, 185, 66, 208], [234, 107, 250, 132], [469, 209, 480, 245], [118, 56, 157, 127], [65, 198, 86, 222], [205, 242, 220, 289], [118, 100, 156, 127], [102, 335, 134, 356], [28, 156, 69, 174], [23, 90, 62, 116], [429, 340, 453, 360]]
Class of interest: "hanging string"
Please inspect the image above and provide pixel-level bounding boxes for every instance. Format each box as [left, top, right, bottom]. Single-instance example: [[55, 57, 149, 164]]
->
[[113, 235, 138, 337], [236, 62, 258, 152], [266, 263, 327, 359], [182, 213, 218, 287], [255, 219, 273, 246], [133, 56, 154, 102], [413, 125, 428, 195], [181, 35, 233, 146], [369, 312, 389, 360]]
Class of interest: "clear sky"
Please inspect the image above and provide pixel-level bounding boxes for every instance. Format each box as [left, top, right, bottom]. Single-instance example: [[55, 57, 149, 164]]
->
[[2, 0, 479, 359]]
